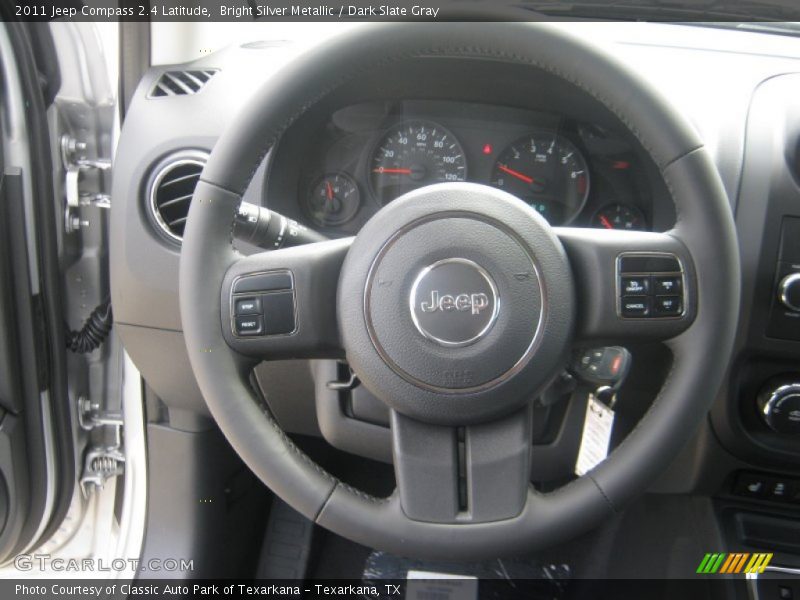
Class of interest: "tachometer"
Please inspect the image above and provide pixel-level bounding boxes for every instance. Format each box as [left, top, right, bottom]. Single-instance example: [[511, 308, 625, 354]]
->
[[370, 120, 467, 204], [490, 133, 589, 224]]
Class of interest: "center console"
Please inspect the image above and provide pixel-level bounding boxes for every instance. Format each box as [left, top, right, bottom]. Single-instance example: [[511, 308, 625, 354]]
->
[[710, 73, 800, 584]]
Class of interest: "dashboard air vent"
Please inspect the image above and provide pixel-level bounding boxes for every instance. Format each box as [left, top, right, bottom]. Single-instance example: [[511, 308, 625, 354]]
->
[[147, 151, 208, 243], [150, 70, 217, 97]]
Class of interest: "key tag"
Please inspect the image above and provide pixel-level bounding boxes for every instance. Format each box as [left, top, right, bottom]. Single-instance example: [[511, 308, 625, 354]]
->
[[575, 387, 616, 477]]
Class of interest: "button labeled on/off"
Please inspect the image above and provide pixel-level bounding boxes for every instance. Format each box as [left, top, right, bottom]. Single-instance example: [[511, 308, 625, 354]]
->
[[621, 277, 649, 295]]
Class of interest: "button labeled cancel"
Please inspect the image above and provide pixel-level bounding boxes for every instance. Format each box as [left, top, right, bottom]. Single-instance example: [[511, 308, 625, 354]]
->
[[621, 297, 651, 317]]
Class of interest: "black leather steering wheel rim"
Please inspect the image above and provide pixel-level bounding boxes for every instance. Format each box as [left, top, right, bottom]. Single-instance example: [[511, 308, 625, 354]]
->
[[179, 23, 740, 559]]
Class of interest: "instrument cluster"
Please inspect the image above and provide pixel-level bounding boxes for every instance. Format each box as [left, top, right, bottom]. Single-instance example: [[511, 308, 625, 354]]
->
[[271, 100, 654, 235]]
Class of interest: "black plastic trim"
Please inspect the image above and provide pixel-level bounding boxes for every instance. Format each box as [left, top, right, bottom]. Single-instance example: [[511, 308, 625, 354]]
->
[[3, 21, 75, 551]]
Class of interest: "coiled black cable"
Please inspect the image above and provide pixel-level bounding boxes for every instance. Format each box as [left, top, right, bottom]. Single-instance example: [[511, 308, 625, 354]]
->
[[65, 299, 113, 353]]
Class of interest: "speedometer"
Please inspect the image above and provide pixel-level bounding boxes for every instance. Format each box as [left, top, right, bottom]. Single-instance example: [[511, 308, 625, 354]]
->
[[370, 120, 467, 204], [490, 133, 589, 224]]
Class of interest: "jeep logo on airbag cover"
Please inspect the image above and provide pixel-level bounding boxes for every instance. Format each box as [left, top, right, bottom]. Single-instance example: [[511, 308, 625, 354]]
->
[[410, 258, 499, 347], [420, 291, 490, 315]]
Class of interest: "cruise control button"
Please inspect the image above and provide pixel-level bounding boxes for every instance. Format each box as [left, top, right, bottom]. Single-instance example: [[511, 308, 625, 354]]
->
[[234, 297, 262, 316], [619, 255, 680, 274], [263, 292, 296, 335], [654, 276, 682, 295], [655, 296, 682, 316], [621, 297, 650, 317], [235, 315, 264, 336], [621, 276, 649, 295], [233, 271, 293, 293]]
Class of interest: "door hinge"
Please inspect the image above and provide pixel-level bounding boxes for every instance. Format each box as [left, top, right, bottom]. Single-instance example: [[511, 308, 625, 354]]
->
[[78, 396, 122, 430], [80, 447, 124, 497], [60, 134, 111, 233], [78, 395, 125, 496]]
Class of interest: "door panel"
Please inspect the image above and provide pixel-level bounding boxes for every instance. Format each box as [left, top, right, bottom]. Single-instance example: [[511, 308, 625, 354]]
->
[[0, 19, 75, 561]]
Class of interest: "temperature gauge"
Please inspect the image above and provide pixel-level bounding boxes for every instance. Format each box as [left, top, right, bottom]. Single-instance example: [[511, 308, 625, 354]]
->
[[592, 203, 645, 231], [307, 173, 360, 227]]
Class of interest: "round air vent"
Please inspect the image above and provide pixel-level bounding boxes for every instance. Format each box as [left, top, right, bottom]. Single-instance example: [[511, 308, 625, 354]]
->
[[147, 150, 208, 243]]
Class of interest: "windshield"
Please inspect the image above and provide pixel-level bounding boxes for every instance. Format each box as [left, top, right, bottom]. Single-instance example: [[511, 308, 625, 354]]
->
[[520, 0, 800, 22]]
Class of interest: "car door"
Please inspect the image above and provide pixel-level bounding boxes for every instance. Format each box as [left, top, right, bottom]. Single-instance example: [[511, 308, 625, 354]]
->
[[0, 17, 75, 564]]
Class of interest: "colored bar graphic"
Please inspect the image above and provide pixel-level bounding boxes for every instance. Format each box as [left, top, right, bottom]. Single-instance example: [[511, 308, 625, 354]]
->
[[720, 554, 737, 573], [697, 553, 724, 574], [744, 553, 773, 574], [697, 553, 773, 574], [733, 553, 749, 573], [696, 554, 714, 573]]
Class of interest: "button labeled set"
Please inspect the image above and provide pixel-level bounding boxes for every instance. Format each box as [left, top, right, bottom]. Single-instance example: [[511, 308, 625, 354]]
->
[[231, 271, 296, 337]]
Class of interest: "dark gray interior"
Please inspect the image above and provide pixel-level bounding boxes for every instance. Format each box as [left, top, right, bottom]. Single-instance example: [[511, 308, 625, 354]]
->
[[109, 20, 800, 584]]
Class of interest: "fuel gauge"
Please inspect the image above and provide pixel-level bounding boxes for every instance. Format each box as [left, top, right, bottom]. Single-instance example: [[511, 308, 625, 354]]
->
[[307, 173, 360, 227], [592, 203, 645, 231]]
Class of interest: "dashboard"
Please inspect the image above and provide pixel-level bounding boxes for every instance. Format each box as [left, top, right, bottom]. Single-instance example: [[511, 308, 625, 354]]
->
[[266, 100, 660, 235], [111, 24, 800, 517]]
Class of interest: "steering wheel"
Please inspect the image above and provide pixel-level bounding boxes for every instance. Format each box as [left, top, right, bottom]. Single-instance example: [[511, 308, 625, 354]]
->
[[179, 23, 739, 559]]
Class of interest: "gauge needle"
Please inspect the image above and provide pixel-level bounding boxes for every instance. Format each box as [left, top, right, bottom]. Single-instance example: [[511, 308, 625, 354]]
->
[[325, 181, 334, 201], [599, 215, 614, 230], [497, 164, 536, 185], [373, 167, 412, 175]]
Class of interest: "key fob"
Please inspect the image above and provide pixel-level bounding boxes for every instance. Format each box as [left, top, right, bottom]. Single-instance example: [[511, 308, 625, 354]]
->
[[572, 346, 632, 389]]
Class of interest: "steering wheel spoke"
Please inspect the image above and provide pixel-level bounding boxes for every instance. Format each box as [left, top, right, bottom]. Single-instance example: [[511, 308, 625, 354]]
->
[[220, 237, 352, 360], [556, 227, 696, 344], [391, 406, 532, 524]]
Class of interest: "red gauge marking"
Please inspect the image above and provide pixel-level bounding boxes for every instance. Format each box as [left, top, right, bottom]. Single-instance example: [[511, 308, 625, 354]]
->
[[611, 354, 622, 375], [373, 167, 412, 175], [599, 215, 614, 230], [612, 160, 630, 170], [497, 164, 536, 185], [577, 174, 587, 195]]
